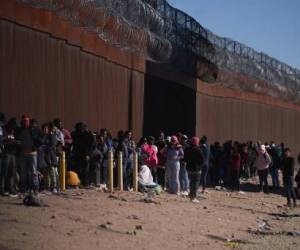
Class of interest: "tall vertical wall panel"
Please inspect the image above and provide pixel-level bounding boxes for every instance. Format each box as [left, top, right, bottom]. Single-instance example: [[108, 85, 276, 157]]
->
[[0, 19, 144, 138], [196, 92, 300, 155]]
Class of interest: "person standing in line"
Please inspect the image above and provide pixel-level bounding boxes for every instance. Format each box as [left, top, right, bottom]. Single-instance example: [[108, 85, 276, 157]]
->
[[200, 136, 210, 193], [142, 136, 158, 183], [165, 136, 184, 194], [179, 135, 190, 195], [17, 115, 42, 193], [281, 148, 297, 208], [240, 143, 249, 179], [41, 123, 59, 193], [71, 123, 95, 187], [0, 113, 5, 189], [230, 144, 241, 191], [247, 141, 257, 178], [90, 133, 103, 188], [295, 153, 300, 198], [255, 144, 272, 193], [99, 129, 113, 189], [156, 140, 167, 189], [184, 137, 204, 203], [116, 131, 129, 190], [124, 130, 136, 191], [53, 118, 73, 163], [1, 118, 19, 195], [269, 142, 281, 190]]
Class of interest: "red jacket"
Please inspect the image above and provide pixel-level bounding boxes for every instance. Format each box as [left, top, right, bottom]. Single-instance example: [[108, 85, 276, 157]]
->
[[231, 152, 241, 170]]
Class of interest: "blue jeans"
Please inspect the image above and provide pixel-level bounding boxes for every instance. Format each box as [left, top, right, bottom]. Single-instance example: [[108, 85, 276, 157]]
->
[[20, 153, 39, 192], [179, 162, 189, 191], [284, 176, 296, 204], [91, 162, 101, 186], [200, 164, 209, 190], [124, 160, 132, 190], [270, 168, 280, 188]]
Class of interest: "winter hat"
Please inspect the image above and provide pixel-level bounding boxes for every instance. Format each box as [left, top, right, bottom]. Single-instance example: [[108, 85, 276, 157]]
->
[[191, 136, 200, 146]]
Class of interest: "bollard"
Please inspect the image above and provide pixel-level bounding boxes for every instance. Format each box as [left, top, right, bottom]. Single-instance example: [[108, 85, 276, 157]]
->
[[108, 150, 114, 192], [133, 152, 138, 192], [59, 151, 66, 191], [118, 151, 123, 191]]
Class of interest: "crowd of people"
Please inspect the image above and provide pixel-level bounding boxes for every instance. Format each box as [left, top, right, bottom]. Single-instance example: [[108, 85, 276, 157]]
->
[[0, 112, 300, 208]]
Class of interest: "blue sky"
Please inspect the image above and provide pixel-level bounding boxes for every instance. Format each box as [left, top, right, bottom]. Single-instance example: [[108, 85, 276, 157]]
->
[[168, 0, 300, 69]]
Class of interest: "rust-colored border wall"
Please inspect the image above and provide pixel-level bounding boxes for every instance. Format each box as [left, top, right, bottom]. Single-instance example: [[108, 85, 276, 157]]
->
[[0, 0, 145, 73], [196, 81, 300, 154], [197, 80, 300, 112], [0, 19, 144, 139]]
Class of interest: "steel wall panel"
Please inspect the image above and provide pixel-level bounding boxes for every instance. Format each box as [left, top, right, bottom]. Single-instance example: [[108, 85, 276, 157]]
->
[[0, 19, 144, 139], [197, 92, 300, 155]]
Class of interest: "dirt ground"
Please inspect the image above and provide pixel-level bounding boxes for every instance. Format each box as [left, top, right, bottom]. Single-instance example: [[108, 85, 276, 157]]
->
[[0, 180, 300, 250]]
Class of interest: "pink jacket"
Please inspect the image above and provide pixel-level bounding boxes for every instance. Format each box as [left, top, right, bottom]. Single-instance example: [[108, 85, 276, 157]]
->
[[142, 144, 158, 167]]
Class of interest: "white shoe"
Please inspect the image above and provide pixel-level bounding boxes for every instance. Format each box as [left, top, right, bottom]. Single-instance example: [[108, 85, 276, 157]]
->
[[52, 188, 58, 194], [238, 191, 245, 194], [181, 191, 189, 196], [191, 198, 200, 203]]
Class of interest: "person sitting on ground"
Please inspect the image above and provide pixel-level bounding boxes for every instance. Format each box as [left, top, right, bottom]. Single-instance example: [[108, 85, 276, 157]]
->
[[281, 148, 297, 208], [138, 157, 161, 194]]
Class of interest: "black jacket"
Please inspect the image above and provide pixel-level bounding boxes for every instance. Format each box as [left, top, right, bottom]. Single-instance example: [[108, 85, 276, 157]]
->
[[17, 127, 42, 153], [281, 157, 294, 178], [184, 145, 204, 172], [72, 130, 95, 159]]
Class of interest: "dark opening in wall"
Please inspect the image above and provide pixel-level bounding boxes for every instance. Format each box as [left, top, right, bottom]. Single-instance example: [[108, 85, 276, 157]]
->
[[143, 73, 196, 138]]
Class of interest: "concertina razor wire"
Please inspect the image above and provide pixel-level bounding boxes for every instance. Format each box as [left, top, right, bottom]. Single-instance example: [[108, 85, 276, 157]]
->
[[17, 0, 300, 102]]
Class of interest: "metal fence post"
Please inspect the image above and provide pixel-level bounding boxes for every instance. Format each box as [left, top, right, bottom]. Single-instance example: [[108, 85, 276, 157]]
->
[[118, 151, 123, 191], [108, 150, 114, 192], [133, 152, 138, 192], [59, 151, 66, 191]]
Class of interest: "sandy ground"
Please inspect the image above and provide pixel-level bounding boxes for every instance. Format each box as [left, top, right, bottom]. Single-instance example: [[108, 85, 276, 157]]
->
[[0, 181, 300, 250]]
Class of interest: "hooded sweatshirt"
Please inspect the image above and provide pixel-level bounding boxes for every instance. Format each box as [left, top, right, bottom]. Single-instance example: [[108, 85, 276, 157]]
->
[[255, 146, 272, 171]]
